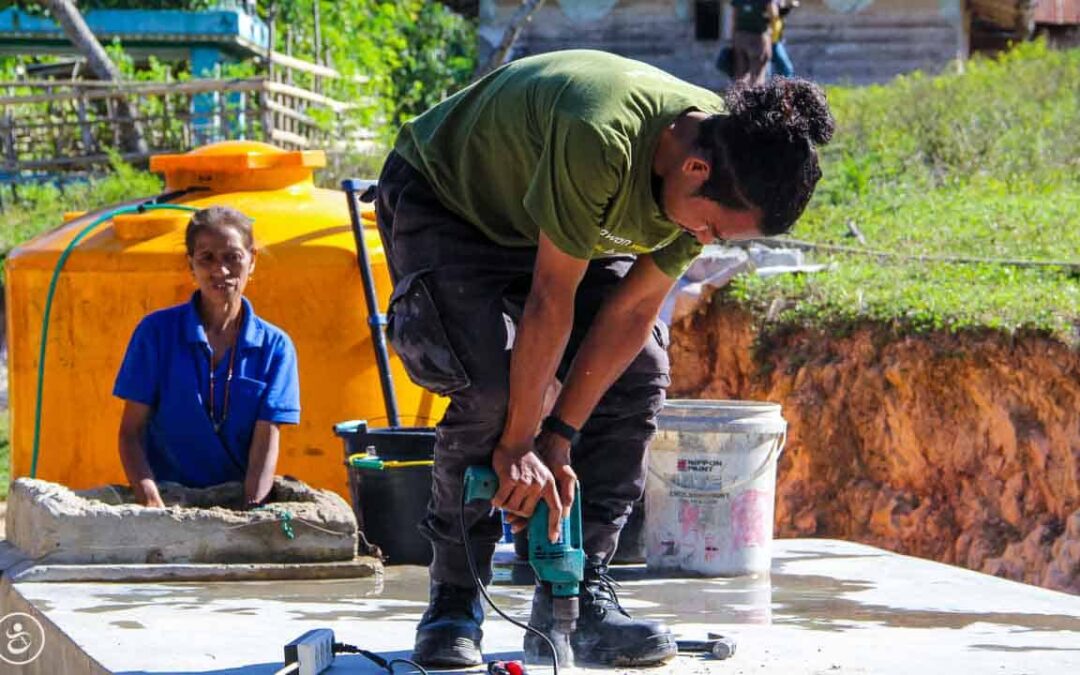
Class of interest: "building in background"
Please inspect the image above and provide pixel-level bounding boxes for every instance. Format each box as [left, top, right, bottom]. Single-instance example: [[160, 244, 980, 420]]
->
[[1032, 0, 1080, 45], [474, 0, 1076, 88]]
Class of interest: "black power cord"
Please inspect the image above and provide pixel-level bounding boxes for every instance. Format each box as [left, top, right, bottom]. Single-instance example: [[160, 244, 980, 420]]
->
[[334, 642, 429, 674], [460, 488, 562, 674]]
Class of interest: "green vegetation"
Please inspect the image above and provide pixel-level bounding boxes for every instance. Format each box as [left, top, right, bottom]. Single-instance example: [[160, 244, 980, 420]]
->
[[0, 0, 476, 258], [4, 2, 475, 147], [0, 156, 163, 274], [315, 0, 476, 131], [729, 41, 1080, 340]]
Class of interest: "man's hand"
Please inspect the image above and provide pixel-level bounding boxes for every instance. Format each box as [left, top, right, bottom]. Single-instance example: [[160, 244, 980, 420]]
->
[[491, 444, 563, 543], [537, 431, 576, 519], [504, 432, 577, 538]]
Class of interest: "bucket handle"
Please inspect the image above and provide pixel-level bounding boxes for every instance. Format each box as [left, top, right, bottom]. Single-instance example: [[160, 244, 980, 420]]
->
[[646, 430, 787, 498]]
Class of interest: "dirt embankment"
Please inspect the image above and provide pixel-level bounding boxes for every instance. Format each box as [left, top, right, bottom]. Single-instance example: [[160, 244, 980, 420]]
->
[[669, 292, 1080, 594]]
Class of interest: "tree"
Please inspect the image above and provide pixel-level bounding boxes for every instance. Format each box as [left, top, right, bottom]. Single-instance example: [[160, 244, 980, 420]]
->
[[472, 0, 547, 80], [36, 0, 147, 156]]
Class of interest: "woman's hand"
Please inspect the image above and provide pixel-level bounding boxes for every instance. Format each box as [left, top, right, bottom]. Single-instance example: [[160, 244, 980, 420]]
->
[[244, 421, 281, 509], [491, 442, 562, 543], [135, 478, 165, 508], [118, 401, 165, 508]]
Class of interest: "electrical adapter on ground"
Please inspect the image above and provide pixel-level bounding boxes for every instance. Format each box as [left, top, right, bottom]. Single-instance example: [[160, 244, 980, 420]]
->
[[282, 628, 335, 675]]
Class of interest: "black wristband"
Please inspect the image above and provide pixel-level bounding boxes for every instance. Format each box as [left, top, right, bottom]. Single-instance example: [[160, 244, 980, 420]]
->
[[542, 415, 581, 446]]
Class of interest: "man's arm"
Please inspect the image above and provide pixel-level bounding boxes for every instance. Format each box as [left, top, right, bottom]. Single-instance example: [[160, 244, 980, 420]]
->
[[508, 254, 675, 536], [491, 233, 588, 542], [552, 254, 677, 430]]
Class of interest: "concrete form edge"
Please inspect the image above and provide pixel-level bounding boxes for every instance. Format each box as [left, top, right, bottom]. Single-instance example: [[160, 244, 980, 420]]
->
[[0, 576, 111, 675]]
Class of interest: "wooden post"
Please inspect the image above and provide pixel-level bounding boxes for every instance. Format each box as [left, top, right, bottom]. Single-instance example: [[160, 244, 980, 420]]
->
[[163, 70, 174, 148], [313, 0, 323, 95], [266, 3, 278, 83], [39, 0, 148, 156], [237, 89, 247, 140], [285, 25, 294, 86], [75, 90, 97, 155], [107, 96, 121, 149], [4, 85, 19, 185], [473, 0, 548, 80], [261, 86, 274, 144], [264, 3, 278, 143], [183, 90, 193, 148]]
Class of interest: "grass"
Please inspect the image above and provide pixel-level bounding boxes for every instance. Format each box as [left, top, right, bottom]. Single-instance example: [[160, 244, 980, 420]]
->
[[729, 41, 1080, 340]]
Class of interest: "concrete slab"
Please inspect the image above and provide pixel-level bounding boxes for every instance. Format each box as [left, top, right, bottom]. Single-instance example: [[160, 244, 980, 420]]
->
[[2, 539, 1080, 674]]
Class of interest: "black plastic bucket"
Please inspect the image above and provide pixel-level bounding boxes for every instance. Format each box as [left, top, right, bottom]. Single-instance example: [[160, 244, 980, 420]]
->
[[335, 420, 435, 566]]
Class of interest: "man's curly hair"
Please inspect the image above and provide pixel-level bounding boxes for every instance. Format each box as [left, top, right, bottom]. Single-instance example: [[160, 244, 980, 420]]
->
[[696, 78, 835, 236]]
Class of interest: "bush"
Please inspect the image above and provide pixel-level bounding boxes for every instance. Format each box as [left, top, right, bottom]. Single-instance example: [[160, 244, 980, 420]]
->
[[278, 0, 476, 142], [0, 155, 163, 273]]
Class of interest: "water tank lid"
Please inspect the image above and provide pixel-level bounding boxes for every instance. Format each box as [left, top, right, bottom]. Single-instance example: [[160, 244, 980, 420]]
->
[[150, 141, 326, 175]]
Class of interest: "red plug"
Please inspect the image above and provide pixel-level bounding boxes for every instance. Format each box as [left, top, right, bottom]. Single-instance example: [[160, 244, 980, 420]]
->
[[487, 660, 527, 675]]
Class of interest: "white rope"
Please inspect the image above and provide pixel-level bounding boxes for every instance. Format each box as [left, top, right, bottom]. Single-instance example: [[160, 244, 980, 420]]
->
[[750, 237, 1080, 271]]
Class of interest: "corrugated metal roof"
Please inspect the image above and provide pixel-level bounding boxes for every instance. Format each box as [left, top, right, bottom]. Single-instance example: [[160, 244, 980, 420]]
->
[[1034, 0, 1080, 24], [969, 0, 1038, 33]]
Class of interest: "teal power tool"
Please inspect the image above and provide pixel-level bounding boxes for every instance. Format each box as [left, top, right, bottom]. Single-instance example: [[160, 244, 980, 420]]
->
[[464, 466, 585, 666]]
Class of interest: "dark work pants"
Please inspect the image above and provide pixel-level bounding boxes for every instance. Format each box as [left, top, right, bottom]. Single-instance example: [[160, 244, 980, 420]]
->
[[375, 151, 670, 588]]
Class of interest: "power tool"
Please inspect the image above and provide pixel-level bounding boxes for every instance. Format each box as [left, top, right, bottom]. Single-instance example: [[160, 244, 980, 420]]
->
[[464, 466, 584, 665]]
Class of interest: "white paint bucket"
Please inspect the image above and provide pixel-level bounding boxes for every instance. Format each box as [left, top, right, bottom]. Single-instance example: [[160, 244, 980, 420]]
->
[[645, 400, 787, 576]]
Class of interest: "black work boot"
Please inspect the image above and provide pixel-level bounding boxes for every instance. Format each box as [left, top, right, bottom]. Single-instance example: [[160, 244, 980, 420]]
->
[[571, 563, 677, 666], [523, 583, 575, 666], [412, 582, 485, 668]]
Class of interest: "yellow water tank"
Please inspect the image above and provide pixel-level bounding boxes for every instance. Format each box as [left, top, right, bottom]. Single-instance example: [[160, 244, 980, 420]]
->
[[5, 141, 445, 498]]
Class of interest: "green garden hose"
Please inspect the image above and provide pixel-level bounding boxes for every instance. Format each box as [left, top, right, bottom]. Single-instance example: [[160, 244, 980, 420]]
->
[[30, 202, 199, 478]]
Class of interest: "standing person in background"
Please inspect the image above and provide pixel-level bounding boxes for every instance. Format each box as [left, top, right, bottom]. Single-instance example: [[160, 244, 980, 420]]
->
[[770, 0, 799, 77], [729, 0, 779, 85]]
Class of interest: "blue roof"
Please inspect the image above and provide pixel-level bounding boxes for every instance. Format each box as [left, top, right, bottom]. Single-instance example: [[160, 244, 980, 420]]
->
[[0, 8, 269, 57]]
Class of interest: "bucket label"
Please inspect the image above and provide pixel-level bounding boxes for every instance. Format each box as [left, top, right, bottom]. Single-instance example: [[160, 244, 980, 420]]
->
[[676, 458, 723, 472], [669, 454, 727, 501]]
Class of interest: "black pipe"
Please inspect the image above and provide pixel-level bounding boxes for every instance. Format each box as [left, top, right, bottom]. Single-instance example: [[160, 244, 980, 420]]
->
[[342, 178, 400, 427]]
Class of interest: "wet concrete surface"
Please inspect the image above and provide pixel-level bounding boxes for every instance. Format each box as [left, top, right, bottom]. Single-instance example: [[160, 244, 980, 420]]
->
[[3, 539, 1080, 674]]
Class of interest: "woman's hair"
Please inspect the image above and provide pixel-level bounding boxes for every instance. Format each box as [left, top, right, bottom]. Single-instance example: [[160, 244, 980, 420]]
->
[[184, 206, 255, 256], [697, 78, 835, 236]]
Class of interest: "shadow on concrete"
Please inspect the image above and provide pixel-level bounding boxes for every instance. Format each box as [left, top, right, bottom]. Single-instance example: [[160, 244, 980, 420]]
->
[[116, 649, 528, 673]]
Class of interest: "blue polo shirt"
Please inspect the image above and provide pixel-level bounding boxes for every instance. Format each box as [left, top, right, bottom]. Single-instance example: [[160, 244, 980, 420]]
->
[[113, 293, 301, 488]]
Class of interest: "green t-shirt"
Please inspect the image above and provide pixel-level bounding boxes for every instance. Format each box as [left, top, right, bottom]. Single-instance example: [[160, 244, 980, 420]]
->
[[394, 50, 725, 278]]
